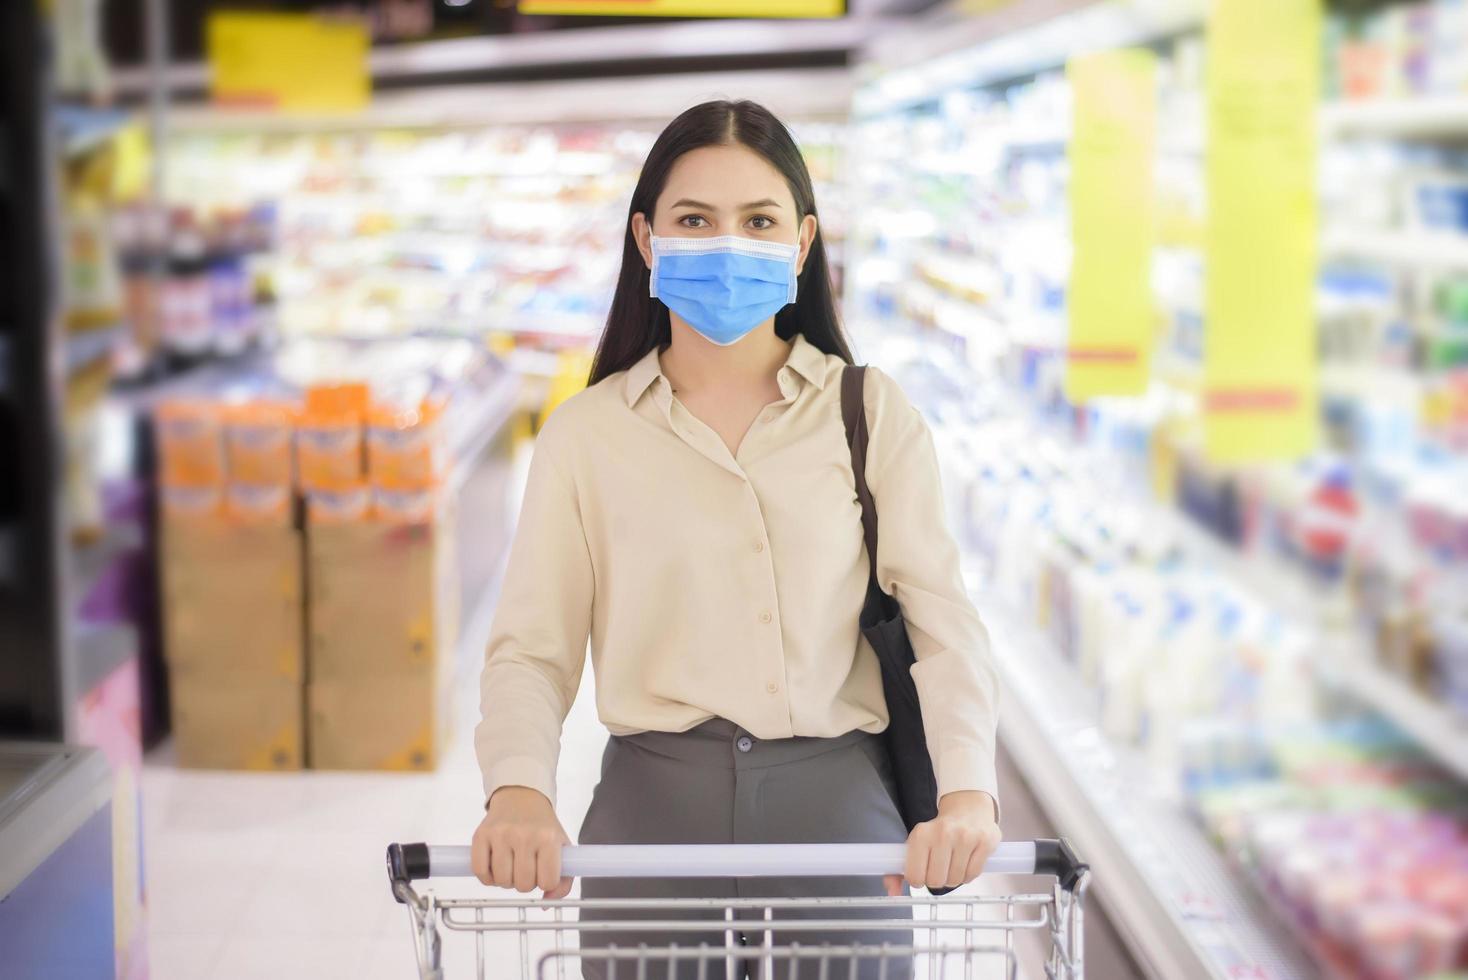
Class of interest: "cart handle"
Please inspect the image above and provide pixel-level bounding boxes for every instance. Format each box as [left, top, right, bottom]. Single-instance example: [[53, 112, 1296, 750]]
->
[[387, 839, 1085, 891]]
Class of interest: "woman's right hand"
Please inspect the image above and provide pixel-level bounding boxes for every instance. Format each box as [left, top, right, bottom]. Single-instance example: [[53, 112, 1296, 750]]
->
[[471, 786, 574, 899]]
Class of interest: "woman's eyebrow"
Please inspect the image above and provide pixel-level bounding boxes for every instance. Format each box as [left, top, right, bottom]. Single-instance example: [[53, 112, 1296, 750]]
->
[[668, 198, 784, 210]]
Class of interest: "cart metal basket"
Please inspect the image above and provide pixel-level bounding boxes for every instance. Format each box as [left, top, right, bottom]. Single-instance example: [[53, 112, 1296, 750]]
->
[[386, 839, 1089, 980]]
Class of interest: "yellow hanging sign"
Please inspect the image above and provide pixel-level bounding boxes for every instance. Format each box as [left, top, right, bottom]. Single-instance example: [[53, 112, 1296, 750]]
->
[[1204, 0, 1322, 462], [1064, 48, 1157, 401], [109, 123, 151, 203], [207, 13, 370, 113], [519, 0, 842, 15]]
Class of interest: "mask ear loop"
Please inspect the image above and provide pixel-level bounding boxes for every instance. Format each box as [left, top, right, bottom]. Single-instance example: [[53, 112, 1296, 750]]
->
[[648, 235, 662, 299]]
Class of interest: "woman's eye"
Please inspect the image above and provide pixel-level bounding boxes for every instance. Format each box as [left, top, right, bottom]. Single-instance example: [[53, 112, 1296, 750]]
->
[[748, 215, 775, 230], [680, 215, 708, 228]]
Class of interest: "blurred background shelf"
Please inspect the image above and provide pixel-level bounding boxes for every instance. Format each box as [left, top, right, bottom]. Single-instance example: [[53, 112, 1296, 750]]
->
[[1322, 228, 1468, 270], [1322, 96, 1468, 141], [1325, 651, 1468, 784], [973, 590, 1318, 980]]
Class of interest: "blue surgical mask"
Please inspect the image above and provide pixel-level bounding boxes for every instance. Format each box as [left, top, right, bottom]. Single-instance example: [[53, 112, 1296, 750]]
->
[[649, 235, 799, 346]]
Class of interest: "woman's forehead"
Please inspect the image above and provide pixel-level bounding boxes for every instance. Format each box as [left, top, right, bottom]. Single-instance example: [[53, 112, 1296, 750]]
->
[[659, 144, 794, 209]]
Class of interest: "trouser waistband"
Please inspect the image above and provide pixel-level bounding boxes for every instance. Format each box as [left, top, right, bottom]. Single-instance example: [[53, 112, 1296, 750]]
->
[[610, 718, 877, 769]]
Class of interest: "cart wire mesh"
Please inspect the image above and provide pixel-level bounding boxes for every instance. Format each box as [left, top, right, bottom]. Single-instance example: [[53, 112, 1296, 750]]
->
[[386, 840, 1089, 980]]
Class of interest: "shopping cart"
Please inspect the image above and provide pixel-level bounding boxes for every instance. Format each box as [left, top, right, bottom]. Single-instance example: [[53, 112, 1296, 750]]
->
[[385, 839, 1089, 980]]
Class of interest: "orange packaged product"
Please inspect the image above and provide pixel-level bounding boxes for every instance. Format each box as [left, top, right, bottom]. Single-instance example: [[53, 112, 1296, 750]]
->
[[154, 401, 225, 486], [295, 409, 362, 490], [226, 482, 293, 527], [161, 483, 223, 524], [305, 382, 370, 418], [367, 400, 443, 489], [307, 483, 372, 525], [372, 485, 436, 525], [225, 401, 295, 486]]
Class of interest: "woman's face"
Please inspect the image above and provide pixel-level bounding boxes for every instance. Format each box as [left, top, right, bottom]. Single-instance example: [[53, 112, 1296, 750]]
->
[[632, 143, 818, 276]]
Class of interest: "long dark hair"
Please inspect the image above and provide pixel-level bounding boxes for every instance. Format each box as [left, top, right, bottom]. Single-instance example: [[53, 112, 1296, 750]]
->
[[587, 100, 853, 386]]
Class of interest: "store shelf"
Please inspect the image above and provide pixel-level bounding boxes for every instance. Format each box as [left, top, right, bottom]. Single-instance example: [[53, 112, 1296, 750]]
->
[[1323, 651, 1468, 783], [973, 590, 1318, 980], [1322, 96, 1468, 141], [1322, 227, 1468, 271], [443, 368, 524, 499], [857, 0, 1205, 116]]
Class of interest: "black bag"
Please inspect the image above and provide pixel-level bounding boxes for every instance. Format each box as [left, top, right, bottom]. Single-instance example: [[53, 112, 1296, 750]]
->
[[840, 365, 942, 836]]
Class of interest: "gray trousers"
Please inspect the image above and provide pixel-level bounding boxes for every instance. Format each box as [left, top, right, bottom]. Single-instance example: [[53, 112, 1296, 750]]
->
[[577, 719, 913, 980]]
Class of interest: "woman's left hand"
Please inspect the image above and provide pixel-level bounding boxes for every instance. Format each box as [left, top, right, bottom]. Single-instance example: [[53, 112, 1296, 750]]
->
[[884, 791, 1001, 896]]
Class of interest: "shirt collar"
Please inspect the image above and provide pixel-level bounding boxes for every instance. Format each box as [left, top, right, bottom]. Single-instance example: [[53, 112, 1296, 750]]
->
[[783, 334, 830, 391], [623, 344, 665, 407], [621, 333, 830, 409]]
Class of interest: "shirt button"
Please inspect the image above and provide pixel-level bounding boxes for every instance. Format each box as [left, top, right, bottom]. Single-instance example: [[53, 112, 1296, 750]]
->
[[766, 682, 779, 694], [759, 611, 772, 624], [754, 541, 765, 553], [736, 736, 754, 753], [762, 413, 776, 423]]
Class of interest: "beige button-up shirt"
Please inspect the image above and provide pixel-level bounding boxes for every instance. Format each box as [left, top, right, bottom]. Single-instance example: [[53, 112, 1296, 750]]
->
[[476, 333, 999, 810]]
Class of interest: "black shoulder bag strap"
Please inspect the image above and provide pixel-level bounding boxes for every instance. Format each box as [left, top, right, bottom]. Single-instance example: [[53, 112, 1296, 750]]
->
[[839, 365, 945, 847], [841, 366, 881, 601]]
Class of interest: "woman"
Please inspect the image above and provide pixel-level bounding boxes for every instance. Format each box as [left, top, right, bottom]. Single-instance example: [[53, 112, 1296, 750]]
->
[[471, 100, 1001, 979]]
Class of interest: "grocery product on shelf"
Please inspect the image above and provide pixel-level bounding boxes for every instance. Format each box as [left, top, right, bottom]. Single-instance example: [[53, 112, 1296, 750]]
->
[[296, 405, 364, 491], [1326, 1, 1468, 103], [154, 400, 227, 487], [1195, 718, 1468, 979], [223, 400, 294, 486], [367, 399, 444, 489]]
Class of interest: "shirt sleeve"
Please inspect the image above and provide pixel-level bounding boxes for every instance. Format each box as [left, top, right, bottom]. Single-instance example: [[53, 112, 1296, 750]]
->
[[863, 367, 1001, 813], [474, 413, 594, 809]]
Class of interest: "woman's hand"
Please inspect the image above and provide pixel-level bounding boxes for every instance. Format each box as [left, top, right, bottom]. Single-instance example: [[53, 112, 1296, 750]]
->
[[471, 786, 574, 899], [884, 791, 1001, 896]]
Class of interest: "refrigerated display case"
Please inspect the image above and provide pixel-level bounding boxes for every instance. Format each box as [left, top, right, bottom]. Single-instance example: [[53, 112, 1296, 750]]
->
[[0, 743, 115, 980], [846, 1, 1468, 977]]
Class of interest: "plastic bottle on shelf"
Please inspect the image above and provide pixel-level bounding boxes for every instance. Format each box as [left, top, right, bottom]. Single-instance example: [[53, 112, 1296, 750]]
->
[[366, 398, 443, 490], [224, 400, 294, 487], [154, 400, 226, 488], [295, 409, 363, 491]]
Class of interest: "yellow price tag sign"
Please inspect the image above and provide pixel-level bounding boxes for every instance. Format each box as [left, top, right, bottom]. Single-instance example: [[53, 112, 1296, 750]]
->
[[207, 12, 370, 113], [1204, 0, 1322, 463], [520, 0, 842, 16], [1065, 49, 1157, 401]]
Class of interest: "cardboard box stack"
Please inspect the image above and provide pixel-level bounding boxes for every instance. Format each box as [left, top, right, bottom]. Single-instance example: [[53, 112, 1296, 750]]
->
[[303, 386, 457, 771], [156, 399, 305, 769], [156, 381, 457, 772]]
